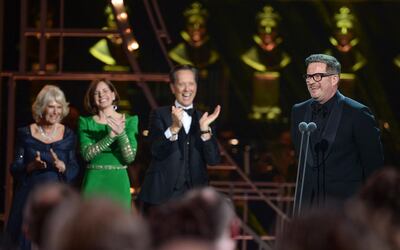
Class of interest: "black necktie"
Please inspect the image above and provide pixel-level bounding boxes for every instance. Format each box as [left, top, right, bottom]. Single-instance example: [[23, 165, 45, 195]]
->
[[183, 108, 194, 116]]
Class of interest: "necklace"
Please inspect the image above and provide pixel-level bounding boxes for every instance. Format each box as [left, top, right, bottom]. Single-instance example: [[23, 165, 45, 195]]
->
[[38, 124, 57, 141]]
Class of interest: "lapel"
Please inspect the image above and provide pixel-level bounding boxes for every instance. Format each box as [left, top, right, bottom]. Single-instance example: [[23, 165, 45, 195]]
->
[[164, 106, 173, 129], [320, 92, 345, 160]]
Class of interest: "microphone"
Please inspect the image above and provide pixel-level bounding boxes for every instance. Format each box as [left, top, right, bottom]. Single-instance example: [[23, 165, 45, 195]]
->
[[307, 122, 317, 132], [298, 122, 308, 133], [292, 122, 307, 217], [293, 122, 318, 217]]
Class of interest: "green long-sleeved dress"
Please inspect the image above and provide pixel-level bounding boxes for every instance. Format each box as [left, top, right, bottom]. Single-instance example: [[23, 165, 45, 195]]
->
[[78, 115, 138, 209]]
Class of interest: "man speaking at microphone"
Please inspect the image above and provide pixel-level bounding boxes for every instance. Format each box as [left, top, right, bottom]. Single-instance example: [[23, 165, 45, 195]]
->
[[291, 54, 383, 212]]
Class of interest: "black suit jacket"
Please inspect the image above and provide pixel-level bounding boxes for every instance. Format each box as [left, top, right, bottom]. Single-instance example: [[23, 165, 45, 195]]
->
[[291, 92, 383, 209], [138, 106, 220, 204]]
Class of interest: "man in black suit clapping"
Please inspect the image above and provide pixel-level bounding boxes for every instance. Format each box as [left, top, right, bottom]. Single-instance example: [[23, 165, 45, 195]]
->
[[139, 65, 221, 210]]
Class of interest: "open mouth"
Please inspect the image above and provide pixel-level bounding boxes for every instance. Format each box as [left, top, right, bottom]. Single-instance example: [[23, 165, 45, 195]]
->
[[99, 98, 109, 104], [47, 115, 60, 121]]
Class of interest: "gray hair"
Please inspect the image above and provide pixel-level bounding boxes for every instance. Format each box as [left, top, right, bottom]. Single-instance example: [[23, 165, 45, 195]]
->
[[305, 54, 341, 74], [169, 65, 199, 84], [32, 85, 70, 122]]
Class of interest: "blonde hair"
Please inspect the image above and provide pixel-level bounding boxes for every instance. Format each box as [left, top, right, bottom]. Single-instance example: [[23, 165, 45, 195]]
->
[[32, 85, 70, 122]]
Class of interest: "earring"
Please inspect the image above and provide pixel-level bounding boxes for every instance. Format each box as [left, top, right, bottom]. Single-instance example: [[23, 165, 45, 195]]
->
[[113, 105, 118, 111]]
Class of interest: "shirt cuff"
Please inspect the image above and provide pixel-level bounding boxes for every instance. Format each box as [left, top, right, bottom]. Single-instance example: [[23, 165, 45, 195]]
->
[[165, 128, 178, 141]]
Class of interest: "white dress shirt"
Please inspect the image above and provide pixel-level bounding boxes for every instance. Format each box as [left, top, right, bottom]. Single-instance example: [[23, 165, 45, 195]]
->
[[164, 101, 193, 140]]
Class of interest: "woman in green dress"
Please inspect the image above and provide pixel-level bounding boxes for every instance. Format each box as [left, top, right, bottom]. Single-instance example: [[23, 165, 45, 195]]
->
[[78, 79, 138, 209]]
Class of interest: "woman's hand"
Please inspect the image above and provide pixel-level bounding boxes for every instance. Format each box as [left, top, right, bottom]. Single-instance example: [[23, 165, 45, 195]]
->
[[107, 114, 126, 137], [50, 148, 66, 173], [27, 151, 47, 173]]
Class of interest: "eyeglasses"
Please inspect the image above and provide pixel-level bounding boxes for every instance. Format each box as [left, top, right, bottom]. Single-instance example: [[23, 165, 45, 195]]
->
[[303, 73, 337, 82]]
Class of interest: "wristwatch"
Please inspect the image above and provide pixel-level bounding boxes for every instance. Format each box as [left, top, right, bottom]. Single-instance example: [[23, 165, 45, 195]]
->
[[200, 127, 212, 135]]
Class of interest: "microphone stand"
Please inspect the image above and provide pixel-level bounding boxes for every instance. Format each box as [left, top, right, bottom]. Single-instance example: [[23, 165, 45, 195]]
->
[[292, 122, 307, 217], [295, 122, 317, 217]]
